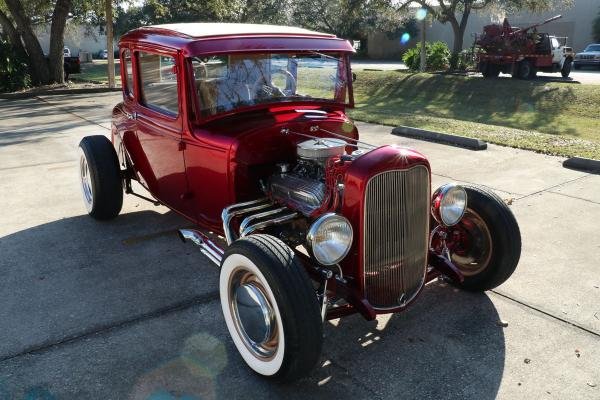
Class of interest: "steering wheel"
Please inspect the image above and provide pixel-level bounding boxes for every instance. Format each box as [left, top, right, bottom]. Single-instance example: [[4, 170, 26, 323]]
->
[[252, 69, 297, 98]]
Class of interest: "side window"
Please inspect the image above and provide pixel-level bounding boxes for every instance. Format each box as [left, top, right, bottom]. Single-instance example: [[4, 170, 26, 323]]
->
[[551, 38, 560, 50], [138, 52, 179, 115], [122, 49, 134, 98]]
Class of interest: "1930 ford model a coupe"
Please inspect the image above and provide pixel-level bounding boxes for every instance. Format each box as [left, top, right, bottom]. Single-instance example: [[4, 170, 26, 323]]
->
[[78, 23, 521, 381]]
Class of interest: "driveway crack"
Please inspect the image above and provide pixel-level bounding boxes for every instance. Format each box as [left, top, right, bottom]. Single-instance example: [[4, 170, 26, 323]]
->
[[514, 173, 590, 202], [490, 290, 600, 338], [0, 291, 219, 364]]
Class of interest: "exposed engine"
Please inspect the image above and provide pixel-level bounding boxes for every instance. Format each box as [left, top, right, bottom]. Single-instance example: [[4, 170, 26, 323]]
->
[[268, 138, 347, 216]]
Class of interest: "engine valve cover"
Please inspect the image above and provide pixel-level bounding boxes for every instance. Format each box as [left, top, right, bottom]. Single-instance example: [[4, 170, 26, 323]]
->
[[269, 173, 326, 216]]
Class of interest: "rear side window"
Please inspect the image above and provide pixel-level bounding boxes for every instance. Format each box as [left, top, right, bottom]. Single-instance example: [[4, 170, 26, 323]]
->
[[138, 52, 179, 115], [122, 49, 134, 98]]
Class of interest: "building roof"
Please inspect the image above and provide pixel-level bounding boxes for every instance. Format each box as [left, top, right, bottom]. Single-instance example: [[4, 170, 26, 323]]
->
[[140, 23, 335, 39]]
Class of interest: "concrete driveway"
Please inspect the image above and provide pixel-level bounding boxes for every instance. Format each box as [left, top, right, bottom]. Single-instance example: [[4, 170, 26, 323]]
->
[[0, 92, 599, 399]]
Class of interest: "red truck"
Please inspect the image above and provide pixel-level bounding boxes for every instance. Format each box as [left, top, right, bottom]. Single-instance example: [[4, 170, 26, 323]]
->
[[78, 23, 521, 381], [476, 15, 574, 79]]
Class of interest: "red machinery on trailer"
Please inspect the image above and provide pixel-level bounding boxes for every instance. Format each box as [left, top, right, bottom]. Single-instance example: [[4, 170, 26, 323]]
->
[[475, 15, 574, 79]]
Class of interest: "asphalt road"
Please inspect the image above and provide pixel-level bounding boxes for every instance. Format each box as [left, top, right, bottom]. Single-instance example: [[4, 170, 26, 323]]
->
[[1, 92, 599, 399], [352, 60, 600, 85]]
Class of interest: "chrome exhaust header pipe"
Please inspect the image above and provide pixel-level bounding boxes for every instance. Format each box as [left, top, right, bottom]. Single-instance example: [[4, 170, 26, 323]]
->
[[178, 229, 224, 266]]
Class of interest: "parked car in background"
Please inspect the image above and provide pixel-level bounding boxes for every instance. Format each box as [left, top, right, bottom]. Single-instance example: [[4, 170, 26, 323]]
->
[[45, 48, 80, 80], [100, 49, 108, 59], [64, 55, 81, 80], [78, 23, 521, 381], [574, 44, 600, 69]]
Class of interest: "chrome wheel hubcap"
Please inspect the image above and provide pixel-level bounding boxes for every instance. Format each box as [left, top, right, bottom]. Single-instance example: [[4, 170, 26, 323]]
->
[[79, 152, 93, 211], [229, 269, 277, 359], [451, 209, 493, 276]]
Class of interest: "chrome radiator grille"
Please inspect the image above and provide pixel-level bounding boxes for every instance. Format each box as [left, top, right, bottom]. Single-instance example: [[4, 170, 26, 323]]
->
[[363, 166, 430, 309]]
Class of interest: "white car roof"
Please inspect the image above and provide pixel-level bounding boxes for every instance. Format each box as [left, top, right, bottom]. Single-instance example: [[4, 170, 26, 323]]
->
[[144, 23, 334, 39]]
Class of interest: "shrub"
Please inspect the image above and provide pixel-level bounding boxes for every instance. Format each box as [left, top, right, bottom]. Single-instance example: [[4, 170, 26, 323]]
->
[[402, 41, 450, 71], [457, 49, 477, 71], [0, 38, 31, 93]]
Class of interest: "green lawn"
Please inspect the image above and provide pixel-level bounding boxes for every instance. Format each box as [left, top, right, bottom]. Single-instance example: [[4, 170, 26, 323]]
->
[[74, 60, 122, 85], [349, 70, 600, 159]]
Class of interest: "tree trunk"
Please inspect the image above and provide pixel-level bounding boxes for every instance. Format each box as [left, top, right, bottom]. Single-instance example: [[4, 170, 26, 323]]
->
[[48, 0, 72, 84], [449, 4, 471, 70], [4, 0, 50, 85], [105, 0, 115, 88], [0, 9, 28, 60], [449, 18, 468, 70]]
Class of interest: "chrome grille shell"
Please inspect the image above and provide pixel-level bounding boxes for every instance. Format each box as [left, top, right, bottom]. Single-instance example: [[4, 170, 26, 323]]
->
[[363, 166, 430, 310]]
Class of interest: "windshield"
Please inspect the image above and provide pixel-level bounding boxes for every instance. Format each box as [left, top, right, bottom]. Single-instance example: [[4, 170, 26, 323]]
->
[[584, 45, 600, 52], [191, 52, 349, 117]]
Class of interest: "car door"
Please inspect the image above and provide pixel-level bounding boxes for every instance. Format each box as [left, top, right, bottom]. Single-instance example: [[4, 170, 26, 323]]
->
[[129, 49, 190, 215], [114, 48, 138, 170], [551, 37, 562, 64]]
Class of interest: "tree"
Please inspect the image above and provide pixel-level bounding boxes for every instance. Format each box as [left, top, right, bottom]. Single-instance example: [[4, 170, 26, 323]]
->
[[399, 0, 573, 69], [290, 0, 412, 51], [1, 0, 50, 84], [114, 0, 292, 36], [0, 0, 98, 86], [593, 8, 600, 42]]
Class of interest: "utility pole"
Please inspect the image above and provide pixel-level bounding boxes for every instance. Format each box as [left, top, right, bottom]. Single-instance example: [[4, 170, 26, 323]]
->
[[105, 0, 115, 88], [420, 13, 426, 72]]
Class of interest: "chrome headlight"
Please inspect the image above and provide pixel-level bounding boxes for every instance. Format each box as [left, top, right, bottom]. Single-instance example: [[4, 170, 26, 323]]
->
[[432, 184, 467, 226], [306, 213, 353, 265]]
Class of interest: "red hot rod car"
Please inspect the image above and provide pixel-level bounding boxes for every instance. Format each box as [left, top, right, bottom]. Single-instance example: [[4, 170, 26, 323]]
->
[[78, 23, 521, 381]]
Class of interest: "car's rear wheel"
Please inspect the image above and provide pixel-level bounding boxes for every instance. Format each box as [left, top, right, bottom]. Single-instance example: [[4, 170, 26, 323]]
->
[[446, 185, 521, 291], [219, 234, 322, 381], [78, 135, 123, 220]]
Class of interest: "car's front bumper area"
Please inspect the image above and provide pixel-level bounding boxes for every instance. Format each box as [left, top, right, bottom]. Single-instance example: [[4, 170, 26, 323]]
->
[[574, 59, 600, 66]]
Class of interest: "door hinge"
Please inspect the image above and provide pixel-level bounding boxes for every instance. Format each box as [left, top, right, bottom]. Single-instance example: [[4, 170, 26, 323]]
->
[[178, 141, 186, 151]]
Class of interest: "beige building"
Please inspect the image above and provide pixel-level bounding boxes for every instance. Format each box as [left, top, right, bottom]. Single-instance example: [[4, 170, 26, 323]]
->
[[368, 0, 598, 59], [34, 23, 115, 57]]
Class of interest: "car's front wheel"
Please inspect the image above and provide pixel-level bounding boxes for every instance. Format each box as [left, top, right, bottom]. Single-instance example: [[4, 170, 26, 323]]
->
[[443, 185, 521, 291], [78, 135, 123, 220], [219, 234, 322, 381]]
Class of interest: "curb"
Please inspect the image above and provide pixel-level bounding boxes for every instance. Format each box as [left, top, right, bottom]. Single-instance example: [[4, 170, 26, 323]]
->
[[0, 87, 121, 100], [562, 157, 600, 174], [391, 126, 487, 150]]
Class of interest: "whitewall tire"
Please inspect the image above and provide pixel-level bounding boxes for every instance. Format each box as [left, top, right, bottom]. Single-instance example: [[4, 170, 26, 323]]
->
[[219, 234, 322, 381]]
